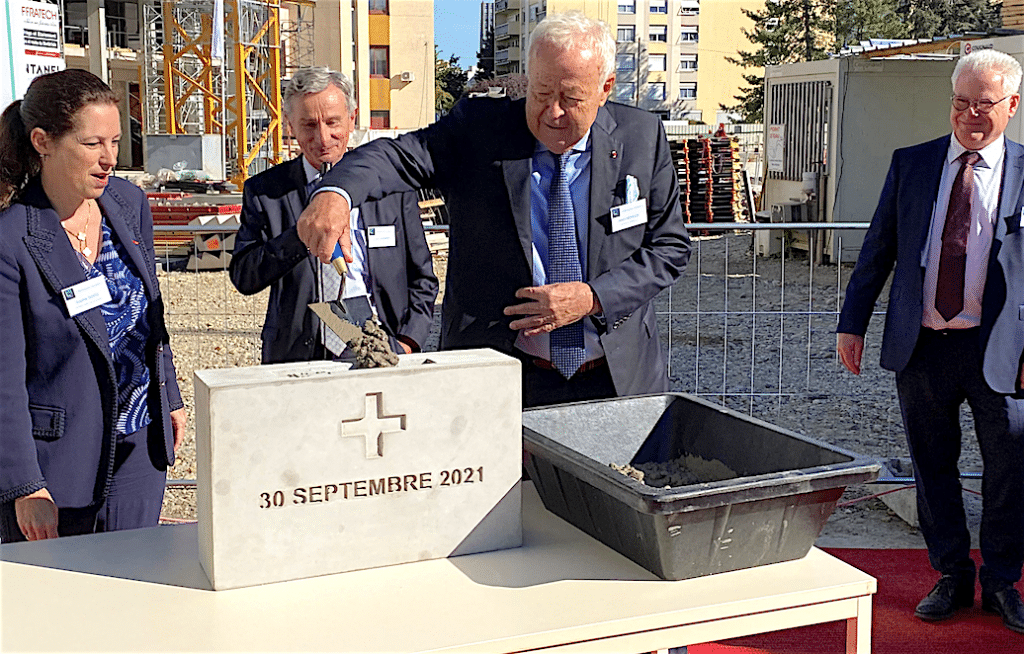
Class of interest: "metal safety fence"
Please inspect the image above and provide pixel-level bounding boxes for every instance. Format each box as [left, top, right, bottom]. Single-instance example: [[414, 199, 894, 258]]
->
[[155, 221, 992, 521], [155, 221, 909, 462]]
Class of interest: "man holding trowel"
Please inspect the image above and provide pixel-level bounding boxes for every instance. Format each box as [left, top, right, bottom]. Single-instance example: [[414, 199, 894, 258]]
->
[[230, 67, 437, 363]]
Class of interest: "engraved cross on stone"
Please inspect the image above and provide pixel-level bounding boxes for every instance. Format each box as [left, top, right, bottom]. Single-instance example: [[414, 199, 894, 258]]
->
[[340, 392, 407, 459]]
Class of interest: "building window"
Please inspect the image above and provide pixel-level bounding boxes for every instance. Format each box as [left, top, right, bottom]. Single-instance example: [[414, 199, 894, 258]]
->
[[679, 83, 697, 99], [370, 46, 389, 77], [649, 25, 667, 42], [679, 0, 700, 15], [649, 54, 666, 72], [647, 82, 666, 101], [368, 0, 388, 14], [649, 0, 668, 13], [679, 54, 698, 71], [614, 83, 635, 103], [370, 111, 390, 129], [617, 26, 635, 42], [616, 54, 635, 71], [680, 27, 699, 42], [618, 0, 636, 14]]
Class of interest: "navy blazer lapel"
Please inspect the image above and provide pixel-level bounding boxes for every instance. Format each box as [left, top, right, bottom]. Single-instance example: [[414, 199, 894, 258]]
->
[[99, 183, 156, 299], [287, 156, 321, 283], [588, 106, 622, 276], [998, 139, 1024, 237], [500, 106, 537, 273], [21, 184, 112, 360], [907, 136, 950, 257], [291, 156, 312, 206]]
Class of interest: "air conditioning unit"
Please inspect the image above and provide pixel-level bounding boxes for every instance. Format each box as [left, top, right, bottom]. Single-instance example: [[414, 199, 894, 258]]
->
[[400, 71, 415, 82]]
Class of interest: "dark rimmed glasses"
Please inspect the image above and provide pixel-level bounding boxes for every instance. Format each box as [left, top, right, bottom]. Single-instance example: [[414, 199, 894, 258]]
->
[[951, 94, 1013, 114]]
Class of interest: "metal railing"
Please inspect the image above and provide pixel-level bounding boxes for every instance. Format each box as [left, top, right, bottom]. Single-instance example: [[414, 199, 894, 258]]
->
[[156, 220, 890, 425]]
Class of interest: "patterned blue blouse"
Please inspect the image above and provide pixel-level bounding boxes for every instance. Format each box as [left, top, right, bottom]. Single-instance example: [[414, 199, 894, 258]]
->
[[79, 219, 152, 435]]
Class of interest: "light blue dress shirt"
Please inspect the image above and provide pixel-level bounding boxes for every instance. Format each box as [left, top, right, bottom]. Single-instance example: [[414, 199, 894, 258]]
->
[[514, 130, 604, 363]]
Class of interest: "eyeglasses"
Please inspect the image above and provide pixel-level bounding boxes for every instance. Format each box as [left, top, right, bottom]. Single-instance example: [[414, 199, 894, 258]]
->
[[951, 94, 1013, 114]]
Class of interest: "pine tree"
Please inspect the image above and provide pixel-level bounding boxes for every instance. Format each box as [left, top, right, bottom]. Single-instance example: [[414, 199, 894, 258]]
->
[[896, 0, 1001, 38], [835, 0, 910, 49], [476, 26, 495, 80], [725, 0, 834, 123]]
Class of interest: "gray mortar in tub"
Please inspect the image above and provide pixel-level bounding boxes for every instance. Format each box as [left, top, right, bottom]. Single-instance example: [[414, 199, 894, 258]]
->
[[611, 454, 737, 488]]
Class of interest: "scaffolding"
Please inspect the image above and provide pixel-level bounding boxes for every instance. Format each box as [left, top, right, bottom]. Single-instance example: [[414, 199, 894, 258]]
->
[[142, 0, 312, 184]]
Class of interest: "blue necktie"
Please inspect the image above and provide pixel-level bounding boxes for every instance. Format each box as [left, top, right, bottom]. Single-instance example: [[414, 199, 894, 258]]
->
[[548, 151, 585, 378]]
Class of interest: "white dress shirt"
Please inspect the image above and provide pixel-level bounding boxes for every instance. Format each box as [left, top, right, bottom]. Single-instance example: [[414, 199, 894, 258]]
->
[[921, 135, 1004, 330]]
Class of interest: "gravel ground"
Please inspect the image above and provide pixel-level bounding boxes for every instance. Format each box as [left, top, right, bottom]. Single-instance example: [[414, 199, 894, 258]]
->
[[158, 235, 984, 549]]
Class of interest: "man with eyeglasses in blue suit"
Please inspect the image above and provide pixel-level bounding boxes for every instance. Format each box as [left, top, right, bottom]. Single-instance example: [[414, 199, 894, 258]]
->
[[838, 49, 1024, 633]]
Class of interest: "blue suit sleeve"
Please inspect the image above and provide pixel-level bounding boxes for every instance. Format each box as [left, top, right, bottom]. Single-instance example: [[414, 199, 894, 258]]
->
[[229, 180, 310, 295], [838, 151, 902, 336], [0, 216, 47, 502], [396, 191, 438, 349]]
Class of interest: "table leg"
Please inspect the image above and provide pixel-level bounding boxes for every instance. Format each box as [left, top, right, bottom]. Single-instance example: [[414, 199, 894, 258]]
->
[[845, 595, 872, 654]]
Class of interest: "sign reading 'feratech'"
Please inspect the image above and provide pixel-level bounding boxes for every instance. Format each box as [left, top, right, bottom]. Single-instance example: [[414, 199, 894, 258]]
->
[[194, 350, 523, 590]]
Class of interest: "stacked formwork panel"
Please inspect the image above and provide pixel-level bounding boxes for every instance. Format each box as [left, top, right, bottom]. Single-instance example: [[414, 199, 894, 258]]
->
[[670, 136, 750, 223]]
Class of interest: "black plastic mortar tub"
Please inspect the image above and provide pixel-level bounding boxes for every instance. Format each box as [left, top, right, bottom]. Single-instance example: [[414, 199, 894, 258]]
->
[[522, 393, 881, 580]]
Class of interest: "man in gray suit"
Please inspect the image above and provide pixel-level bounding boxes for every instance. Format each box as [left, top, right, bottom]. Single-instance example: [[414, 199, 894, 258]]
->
[[230, 68, 437, 364], [838, 50, 1024, 632], [296, 12, 690, 407]]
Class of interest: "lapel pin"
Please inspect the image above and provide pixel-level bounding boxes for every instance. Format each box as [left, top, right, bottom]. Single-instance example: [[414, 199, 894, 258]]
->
[[610, 150, 618, 159]]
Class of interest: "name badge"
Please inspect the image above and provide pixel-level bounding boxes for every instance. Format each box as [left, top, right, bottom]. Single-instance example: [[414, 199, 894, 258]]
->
[[367, 225, 397, 248], [61, 276, 112, 317], [610, 199, 648, 233]]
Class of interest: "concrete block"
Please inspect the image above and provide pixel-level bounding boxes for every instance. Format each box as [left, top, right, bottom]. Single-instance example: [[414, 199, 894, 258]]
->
[[194, 349, 523, 590]]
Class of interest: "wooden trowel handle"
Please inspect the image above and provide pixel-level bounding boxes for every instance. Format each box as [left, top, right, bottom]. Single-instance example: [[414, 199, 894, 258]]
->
[[331, 242, 349, 276]]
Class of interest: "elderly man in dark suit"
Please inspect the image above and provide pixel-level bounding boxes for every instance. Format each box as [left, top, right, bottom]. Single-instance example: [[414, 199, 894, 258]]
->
[[838, 49, 1024, 632], [296, 12, 690, 407], [230, 67, 437, 363]]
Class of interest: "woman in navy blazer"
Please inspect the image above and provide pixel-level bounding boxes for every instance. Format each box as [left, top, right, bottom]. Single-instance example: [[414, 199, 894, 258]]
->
[[0, 70, 186, 542]]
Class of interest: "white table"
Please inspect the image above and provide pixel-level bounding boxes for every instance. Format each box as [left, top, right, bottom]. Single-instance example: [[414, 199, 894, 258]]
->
[[1, 485, 875, 653]]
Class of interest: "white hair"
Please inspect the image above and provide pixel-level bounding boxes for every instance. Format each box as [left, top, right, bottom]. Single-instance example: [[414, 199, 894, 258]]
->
[[527, 11, 615, 81], [283, 67, 357, 117], [952, 50, 1023, 97]]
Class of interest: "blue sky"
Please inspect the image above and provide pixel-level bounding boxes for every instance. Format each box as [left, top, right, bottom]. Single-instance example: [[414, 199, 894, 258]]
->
[[434, 0, 483, 67]]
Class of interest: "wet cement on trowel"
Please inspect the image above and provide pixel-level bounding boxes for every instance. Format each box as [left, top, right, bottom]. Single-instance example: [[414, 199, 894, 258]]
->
[[346, 321, 399, 368], [611, 454, 737, 488]]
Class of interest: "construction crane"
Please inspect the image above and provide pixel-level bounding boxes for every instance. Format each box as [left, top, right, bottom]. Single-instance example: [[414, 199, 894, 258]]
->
[[142, 0, 314, 185]]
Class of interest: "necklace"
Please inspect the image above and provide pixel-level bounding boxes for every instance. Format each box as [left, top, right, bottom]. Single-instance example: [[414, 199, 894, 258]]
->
[[62, 201, 94, 258]]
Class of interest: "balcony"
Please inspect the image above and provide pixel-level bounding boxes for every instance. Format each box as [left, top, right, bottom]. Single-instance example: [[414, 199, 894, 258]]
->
[[495, 0, 520, 13], [495, 22, 510, 39], [495, 45, 520, 63]]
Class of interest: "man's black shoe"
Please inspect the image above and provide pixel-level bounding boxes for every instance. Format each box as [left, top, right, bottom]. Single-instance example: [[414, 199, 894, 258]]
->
[[914, 575, 975, 621], [982, 587, 1024, 634]]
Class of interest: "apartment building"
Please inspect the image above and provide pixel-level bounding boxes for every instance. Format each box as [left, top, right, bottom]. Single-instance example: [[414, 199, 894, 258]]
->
[[481, 1, 495, 49], [312, 0, 434, 130], [493, 0, 762, 124]]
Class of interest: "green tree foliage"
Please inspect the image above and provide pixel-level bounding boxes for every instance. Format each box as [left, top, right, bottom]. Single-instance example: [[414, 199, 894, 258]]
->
[[725, 0, 1003, 123], [898, 0, 1002, 38], [435, 48, 468, 117], [476, 26, 495, 80], [836, 0, 909, 48]]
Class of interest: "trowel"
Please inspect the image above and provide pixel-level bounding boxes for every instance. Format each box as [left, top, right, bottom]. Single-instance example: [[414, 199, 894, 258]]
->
[[307, 161, 373, 344]]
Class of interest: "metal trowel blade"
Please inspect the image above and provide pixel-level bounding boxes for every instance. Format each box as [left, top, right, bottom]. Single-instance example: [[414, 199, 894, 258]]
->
[[309, 302, 364, 345]]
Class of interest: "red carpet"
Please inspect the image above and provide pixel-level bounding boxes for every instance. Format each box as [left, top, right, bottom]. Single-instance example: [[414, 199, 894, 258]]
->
[[689, 549, 1024, 654]]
